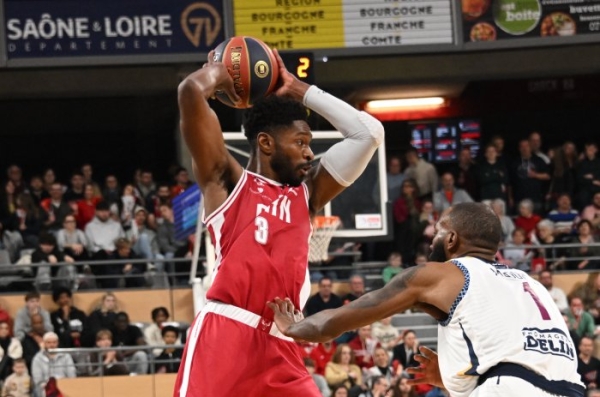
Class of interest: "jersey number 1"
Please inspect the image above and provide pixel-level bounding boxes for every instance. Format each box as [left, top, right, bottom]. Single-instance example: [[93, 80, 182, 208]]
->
[[523, 282, 550, 320]]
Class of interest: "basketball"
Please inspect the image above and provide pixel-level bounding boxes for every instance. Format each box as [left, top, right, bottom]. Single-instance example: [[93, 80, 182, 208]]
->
[[212, 36, 279, 109]]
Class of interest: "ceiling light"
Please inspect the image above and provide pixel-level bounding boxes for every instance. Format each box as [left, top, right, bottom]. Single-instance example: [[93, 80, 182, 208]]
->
[[365, 97, 445, 111]]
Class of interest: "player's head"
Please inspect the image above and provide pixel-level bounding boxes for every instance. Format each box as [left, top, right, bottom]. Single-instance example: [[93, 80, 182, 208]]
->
[[242, 95, 313, 187], [430, 202, 502, 262]]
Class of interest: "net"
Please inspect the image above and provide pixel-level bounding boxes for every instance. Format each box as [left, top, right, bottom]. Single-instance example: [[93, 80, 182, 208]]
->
[[308, 216, 341, 263]]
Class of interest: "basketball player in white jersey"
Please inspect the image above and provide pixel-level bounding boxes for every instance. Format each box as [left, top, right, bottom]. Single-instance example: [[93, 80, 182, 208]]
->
[[269, 202, 585, 397]]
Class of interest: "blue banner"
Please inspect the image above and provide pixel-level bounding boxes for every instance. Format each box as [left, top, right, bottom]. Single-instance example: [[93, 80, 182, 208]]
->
[[172, 184, 202, 241], [4, 0, 224, 59]]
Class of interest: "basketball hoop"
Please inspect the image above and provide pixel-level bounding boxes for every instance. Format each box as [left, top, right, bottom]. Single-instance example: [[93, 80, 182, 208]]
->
[[308, 216, 341, 263]]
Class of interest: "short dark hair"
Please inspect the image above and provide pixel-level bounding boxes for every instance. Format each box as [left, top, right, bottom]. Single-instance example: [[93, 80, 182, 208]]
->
[[13, 358, 26, 365], [445, 202, 502, 251], [25, 290, 41, 301], [242, 96, 308, 150], [39, 233, 57, 246], [161, 325, 180, 338], [116, 312, 129, 321], [303, 357, 315, 368], [96, 200, 110, 211], [318, 277, 333, 286], [151, 307, 169, 321], [52, 287, 72, 303]]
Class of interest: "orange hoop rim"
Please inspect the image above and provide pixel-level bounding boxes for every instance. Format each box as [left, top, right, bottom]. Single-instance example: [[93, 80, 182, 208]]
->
[[312, 215, 340, 229]]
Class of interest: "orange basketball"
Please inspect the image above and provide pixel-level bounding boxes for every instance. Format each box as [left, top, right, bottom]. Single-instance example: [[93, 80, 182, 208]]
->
[[212, 36, 279, 109]]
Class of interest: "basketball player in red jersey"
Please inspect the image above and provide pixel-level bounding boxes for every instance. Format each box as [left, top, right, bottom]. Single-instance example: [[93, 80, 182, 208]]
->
[[173, 48, 384, 397]]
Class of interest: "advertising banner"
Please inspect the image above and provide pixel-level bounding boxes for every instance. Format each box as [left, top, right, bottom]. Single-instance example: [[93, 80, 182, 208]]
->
[[233, 0, 454, 50], [463, 0, 600, 42], [4, 0, 225, 59]]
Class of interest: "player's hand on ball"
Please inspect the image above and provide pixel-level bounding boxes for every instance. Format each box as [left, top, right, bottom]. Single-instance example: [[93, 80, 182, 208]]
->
[[271, 49, 310, 101], [267, 297, 302, 337], [406, 346, 444, 389], [202, 50, 241, 105]]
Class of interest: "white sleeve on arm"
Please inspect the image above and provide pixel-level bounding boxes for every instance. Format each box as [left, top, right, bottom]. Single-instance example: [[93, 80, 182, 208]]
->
[[303, 85, 384, 187]]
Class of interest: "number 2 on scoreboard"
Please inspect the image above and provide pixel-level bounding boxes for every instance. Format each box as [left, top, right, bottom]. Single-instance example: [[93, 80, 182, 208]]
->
[[523, 282, 550, 320], [297, 57, 310, 78]]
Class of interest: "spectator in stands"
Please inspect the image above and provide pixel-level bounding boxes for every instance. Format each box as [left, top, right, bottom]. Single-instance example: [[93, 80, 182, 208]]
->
[[28, 175, 48, 207], [0, 320, 22, 383], [146, 183, 171, 229], [432, 172, 473, 214], [7, 193, 43, 248], [305, 277, 343, 317], [170, 167, 192, 199], [476, 144, 508, 201], [0, 180, 17, 228], [144, 307, 180, 357], [577, 142, 600, 210], [135, 170, 156, 206], [6, 165, 25, 195], [119, 184, 139, 231], [567, 220, 600, 270], [509, 139, 550, 213], [393, 179, 421, 262], [404, 147, 438, 201], [577, 336, 600, 389], [581, 192, 600, 236], [14, 291, 53, 341], [358, 375, 391, 397], [21, 314, 47, 368], [154, 325, 183, 374], [382, 252, 403, 285], [416, 200, 437, 247], [392, 375, 420, 397], [502, 228, 533, 271], [75, 183, 100, 230], [514, 199, 542, 241], [80, 164, 101, 198], [385, 156, 405, 205], [41, 169, 56, 197], [392, 330, 419, 370], [571, 273, 600, 326], [85, 292, 118, 348], [85, 200, 125, 266], [57, 214, 89, 263], [303, 357, 331, 397], [127, 206, 162, 269], [547, 145, 576, 205], [538, 270, 569, 313], [50, 288, 86, 349], [342, 275, 366, 304], [452, 147, 478, 201], [489, 199, 515, 242], [372, 316, 401, 355], [104, 238, 145, 289], [566, 297, 596, 338], [365, 347, 396, 387], [332, 385, 350, 397], [63, 172, 85, 203], [31, 233, 76, 291], [102, 175, 121, 208], [309, 341, 337, 376], [83, 329, 129, 377], [1, 358, 30, 397], [348, 325, 381, 370], [529, 131, 551, 164], [532, 219, 572, 271], [31, 331, 75, 396], [40, 182, 73, 234], [548, 193, 579, 236], [157, 203, 190, 284], [325, 344, 363, 393], [589, 390, 600, 397], [110, 312, 148, 375]]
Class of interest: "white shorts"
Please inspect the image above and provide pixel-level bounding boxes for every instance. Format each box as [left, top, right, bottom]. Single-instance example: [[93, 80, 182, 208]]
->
[[471, 376, 571, 397]]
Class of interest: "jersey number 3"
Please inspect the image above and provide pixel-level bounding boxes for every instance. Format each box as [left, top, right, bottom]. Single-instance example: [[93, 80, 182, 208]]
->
[[255, 216, 268, 244], [523, 282, 551, 320]]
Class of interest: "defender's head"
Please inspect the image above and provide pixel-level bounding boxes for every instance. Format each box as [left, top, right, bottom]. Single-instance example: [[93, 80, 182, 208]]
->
[[430, 202, 502, 262], [242, 96, 313, 186]]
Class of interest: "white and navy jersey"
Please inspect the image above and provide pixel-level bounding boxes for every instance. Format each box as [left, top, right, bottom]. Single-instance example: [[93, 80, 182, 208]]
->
[[437, 257, 584, 397]]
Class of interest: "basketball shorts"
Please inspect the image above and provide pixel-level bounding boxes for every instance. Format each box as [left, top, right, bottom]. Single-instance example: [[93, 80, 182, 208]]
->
[[472, 376, 578, 397], [173, 301, 321, 397]]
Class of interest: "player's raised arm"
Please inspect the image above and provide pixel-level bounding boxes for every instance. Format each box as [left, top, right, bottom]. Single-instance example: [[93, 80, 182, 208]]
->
[[177, 53, 243, 214], [269, 49, 385, 212], [268, 262, 464, 342]]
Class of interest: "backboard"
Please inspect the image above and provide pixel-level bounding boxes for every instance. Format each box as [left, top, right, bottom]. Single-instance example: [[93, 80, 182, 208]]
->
[[223, 131, 390, 240]]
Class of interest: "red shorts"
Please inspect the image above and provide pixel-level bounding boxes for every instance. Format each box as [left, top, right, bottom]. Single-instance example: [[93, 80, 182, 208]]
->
[[173, 305, 320, 397]]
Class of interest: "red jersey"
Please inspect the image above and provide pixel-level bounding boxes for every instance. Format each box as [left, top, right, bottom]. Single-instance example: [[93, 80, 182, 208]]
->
[[204, 170, 312, 319]]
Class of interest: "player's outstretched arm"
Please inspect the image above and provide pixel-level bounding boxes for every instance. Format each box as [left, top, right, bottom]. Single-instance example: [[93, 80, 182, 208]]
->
[[178, 53, 243, 214], [268, 263, 460, 342]]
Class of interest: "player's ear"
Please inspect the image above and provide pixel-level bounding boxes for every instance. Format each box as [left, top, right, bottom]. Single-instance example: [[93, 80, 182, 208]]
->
[[257, 132, 274, 155], [446, 230, 459, 253]]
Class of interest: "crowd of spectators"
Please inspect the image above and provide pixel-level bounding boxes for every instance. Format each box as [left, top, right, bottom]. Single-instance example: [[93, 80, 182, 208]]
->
[[0, 290, 184, 396], [0, 164, 195, 291]]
